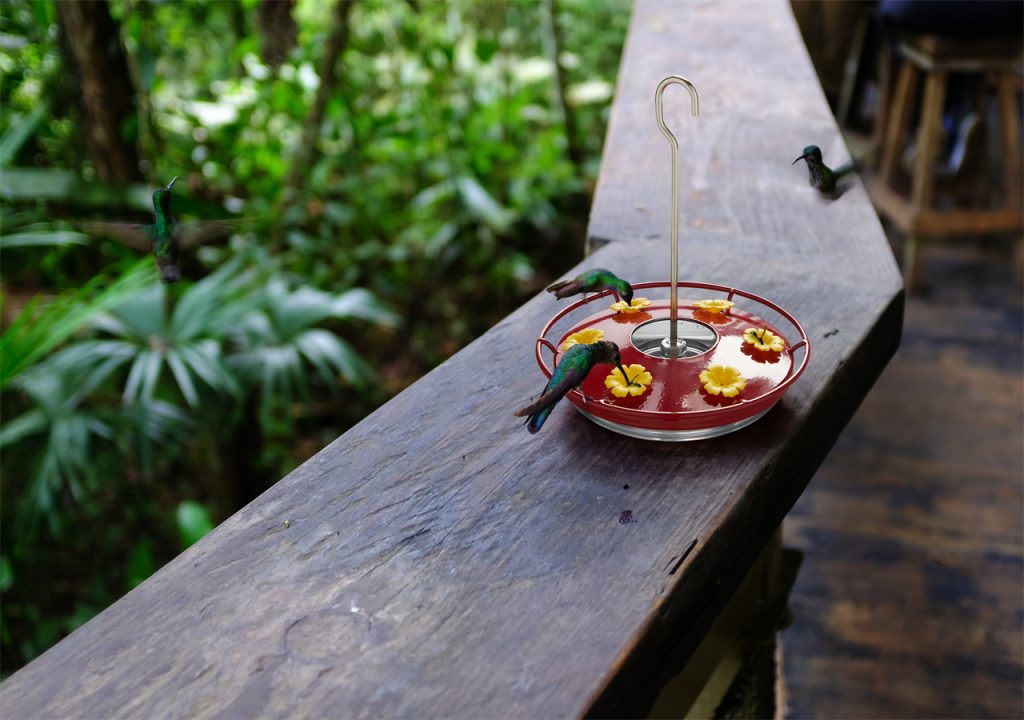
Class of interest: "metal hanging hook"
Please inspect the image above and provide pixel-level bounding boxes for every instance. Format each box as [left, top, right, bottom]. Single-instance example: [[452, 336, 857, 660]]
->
[[654, 76, 699, 357]]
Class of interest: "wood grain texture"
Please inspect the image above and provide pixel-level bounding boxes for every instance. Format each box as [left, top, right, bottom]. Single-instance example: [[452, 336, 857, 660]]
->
[[0, 1, 903, 717], [783, 242, 1024, 719], [587, 0, 892, 279]]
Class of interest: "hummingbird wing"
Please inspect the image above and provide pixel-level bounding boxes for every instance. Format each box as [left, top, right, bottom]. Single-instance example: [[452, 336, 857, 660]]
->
[[173, 219, 245, 249], [546, 278, 585, 299], [79, 222, 152, 252]]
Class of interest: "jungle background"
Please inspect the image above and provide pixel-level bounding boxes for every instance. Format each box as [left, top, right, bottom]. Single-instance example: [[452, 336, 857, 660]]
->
[[0, 0, 629, 674]]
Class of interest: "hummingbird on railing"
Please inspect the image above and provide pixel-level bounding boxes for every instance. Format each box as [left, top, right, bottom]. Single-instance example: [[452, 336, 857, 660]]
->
[[546, 268, 633, 305], [792, 145, 860, 197], [515, 340, 631, 433], [82, 177, 240, 283]]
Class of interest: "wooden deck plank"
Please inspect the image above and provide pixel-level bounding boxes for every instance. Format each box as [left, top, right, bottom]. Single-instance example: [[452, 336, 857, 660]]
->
[[0, 1, 903, 717], [784, 243, 1024, 718]]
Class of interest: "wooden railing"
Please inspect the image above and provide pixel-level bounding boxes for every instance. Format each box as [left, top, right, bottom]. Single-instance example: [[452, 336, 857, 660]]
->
[[0, 1, 903, 717]]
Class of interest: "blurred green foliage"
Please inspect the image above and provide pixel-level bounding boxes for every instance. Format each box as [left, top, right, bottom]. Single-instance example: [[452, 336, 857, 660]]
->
[[0, 0, 629, 674]]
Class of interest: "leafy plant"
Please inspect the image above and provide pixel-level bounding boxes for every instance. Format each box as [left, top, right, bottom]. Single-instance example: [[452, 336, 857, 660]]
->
[[0, 0, 629, 675], [228, 280, 399, 423], [0, 260, 156, 390], [1, 339, 139, 535], [175, 501, 214, 548], [91, 262, 250, 408]]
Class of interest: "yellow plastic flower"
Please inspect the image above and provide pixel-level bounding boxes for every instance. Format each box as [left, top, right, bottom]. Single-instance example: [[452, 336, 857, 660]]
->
[[693, 299, 735, 314], [610, 297, 652, 314], [743, 327, 785, 353], [699, 365, 746, 397], [605, 363, 653, 397], [560, 328, 605, 351]]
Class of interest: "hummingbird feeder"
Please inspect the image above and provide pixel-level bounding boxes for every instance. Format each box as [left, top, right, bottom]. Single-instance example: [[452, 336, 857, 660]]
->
[[533, 76, 810, 441]]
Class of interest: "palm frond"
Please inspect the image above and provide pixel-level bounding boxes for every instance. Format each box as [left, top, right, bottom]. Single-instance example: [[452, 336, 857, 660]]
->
[[329, 287, 401, 327], [169, 256, 254, 341], [0, 260, 156, 390], [123, 349, 164, 403], [295, 329, 373, 385], [0, 231, 91, 249]]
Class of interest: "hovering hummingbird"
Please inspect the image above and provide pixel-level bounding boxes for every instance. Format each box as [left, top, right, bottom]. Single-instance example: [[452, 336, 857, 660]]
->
[[792, 145, 860, 197], [82, 177, 240, 283], [515, 340, 632, 433], [546, 268, 633, 305]]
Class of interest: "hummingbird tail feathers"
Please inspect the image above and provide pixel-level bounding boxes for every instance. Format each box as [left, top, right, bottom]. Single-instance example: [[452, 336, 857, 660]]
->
[[525, 406, 553, 433], [158, 261, 182, 283], [514, 389, 564, 433], [514, 387, 564, 417], [834, 158, 863, 178], [546, 279, 582, 299]]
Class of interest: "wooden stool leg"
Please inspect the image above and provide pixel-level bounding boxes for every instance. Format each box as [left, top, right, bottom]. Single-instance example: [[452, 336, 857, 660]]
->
[[871, 43, 893, 169], [997, 72, 1022, 210], [836, 17, 870, 129], [903, 234, 924, 291], [881, 60, 919, 187], [904, 70, 947, 292], [1014, 236, 1024, 286], [999, 77, 1022, 286], [911, 69, 947, 210]]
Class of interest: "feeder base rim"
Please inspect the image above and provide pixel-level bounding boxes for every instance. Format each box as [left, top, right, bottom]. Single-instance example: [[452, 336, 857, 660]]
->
[[575, 405, 775, 442]]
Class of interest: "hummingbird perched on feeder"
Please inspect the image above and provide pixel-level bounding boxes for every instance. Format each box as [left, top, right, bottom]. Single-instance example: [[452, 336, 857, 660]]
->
[[792, 145, 860, 197], [546, 268, 634, 305], [515, 340, 633, 433], [81, 177, 241, 283]]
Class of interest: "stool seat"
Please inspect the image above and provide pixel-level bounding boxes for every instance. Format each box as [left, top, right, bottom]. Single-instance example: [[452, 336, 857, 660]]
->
[[868, 32, 1023, 290], [901, 34, 1023, 71]]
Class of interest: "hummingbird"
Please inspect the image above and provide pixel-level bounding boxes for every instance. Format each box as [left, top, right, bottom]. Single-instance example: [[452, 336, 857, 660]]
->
[[792, 145, 860, 197], [514, 340, 632, 433], [546, 268, 633, 305], [82, 177, 240, 283]]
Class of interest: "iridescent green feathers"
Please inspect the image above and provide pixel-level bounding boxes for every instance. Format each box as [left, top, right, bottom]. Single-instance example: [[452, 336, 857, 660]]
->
[[514, 340, 625, 433], [546, 268, 633, 304], [521, 268, 634, 433], [81, 176, 241, 283], [792, 145, 859, 196]]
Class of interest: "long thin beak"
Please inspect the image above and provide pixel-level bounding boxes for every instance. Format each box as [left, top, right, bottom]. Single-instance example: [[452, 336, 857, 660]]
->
[[792, 156, 806, 165], [166, 176, 178, 190], [617, 362, 637, 387]]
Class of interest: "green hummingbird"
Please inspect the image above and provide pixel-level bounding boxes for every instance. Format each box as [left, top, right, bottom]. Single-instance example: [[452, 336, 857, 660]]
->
[[792, 145, 860, 197], [82, 177, 240, 283], [515, 340, 632, 433], [546, 268, 633, 305]]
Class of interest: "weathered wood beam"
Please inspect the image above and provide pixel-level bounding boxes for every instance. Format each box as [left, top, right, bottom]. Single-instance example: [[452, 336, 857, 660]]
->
[[0, 1, 902, 717]]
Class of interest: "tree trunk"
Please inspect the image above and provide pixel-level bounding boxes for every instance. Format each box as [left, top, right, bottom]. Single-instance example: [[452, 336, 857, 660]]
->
[[281, 0, 355, 201], [56, 0, 142, 184], [257, 0, 298, 70], [541, 0, 585, 174]]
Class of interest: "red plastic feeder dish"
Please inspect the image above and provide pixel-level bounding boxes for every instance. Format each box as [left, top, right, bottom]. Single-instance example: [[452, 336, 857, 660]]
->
[[534, 281, 810, 441]]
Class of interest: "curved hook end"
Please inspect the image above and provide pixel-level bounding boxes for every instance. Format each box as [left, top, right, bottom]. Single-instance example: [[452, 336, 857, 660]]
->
[[655, 75, 699, 145]]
